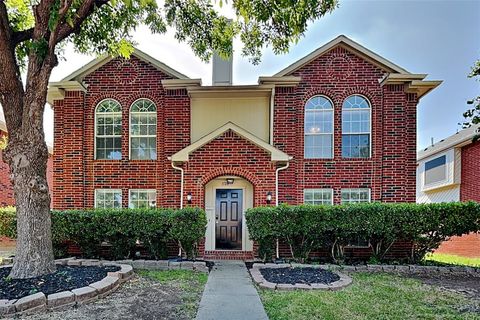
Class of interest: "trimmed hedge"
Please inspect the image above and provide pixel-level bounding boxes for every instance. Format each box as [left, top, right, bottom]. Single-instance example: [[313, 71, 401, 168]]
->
[[0, 207, 207, 260], [245, 202, 480, 264]]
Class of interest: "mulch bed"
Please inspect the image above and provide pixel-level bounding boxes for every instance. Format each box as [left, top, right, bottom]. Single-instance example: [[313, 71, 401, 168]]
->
[[0, 265, 120, 300], [260, 267, 340, 285]]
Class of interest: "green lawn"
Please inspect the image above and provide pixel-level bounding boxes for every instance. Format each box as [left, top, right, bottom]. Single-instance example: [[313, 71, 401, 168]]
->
[[425, 253, 480, 267], [259, 273, 479, 320], [139, 269, 208, 318]]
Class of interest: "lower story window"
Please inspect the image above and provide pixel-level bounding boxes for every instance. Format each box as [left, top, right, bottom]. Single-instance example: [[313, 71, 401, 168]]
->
[[341, 188, 371, 204], [304, 189, 333, 205], [129, 189, 157, 209], [95, 189, 122, 209]]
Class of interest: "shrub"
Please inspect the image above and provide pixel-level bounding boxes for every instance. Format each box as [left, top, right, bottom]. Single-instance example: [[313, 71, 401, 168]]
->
[[0, 207, 207, 261], [245, 202, 480, 264]]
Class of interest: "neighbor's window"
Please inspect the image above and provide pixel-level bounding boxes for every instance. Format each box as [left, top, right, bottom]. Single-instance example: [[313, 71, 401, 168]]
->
[[304, 189, 333, 205], [341, 188, 371, 204], [304, 96, 334, 159], [129, 189, 156, 209], [342, 95, 371, 158], [95, 189, 122, 209], [95, 99, 122, 160], [130, 99, 157, 160], [424, 155, 447, 185]]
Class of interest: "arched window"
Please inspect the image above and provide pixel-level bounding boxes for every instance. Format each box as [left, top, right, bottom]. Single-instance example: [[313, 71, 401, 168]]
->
[[130, 99, 157, 160], [342, 95, 371, 158], [95, 99, 122, 160], [304, 96, 334, 159]]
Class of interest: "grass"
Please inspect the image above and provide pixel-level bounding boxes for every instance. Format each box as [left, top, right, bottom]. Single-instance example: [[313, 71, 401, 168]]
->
[[259, 273, 479, 320], [425, 253, 480, 267], [139, 269, 208, 318]]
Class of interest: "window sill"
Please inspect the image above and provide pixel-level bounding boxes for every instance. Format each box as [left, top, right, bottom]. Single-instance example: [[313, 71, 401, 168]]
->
[[422, 182, 458, 193]]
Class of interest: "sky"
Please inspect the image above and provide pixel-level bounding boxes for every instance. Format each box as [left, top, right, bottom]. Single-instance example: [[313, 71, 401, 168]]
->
[[35, 0, 480, 150]]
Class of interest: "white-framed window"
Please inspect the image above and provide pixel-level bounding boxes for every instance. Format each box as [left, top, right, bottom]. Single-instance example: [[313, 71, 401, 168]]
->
[[129, 189, 157, 209], [304, 96, 334, 159], [342, 95, 371, 158], [95, 99, 122, 160], [95, 189, 122, 209], [304, 189, 333, 205], [130, 99, 157, 160], [424, 155, 447, 186], [341, 188, 371, 204]]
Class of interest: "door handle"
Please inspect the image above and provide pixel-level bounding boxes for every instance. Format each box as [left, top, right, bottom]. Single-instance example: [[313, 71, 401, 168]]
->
[[215, 214, 219, 224]]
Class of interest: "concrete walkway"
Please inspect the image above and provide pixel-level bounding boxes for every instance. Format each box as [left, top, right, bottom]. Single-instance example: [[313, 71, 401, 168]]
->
[[196, 261, 269, 320]]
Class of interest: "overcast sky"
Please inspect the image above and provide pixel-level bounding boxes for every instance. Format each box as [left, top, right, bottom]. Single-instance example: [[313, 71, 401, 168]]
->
[[38, 0, 480, 150]]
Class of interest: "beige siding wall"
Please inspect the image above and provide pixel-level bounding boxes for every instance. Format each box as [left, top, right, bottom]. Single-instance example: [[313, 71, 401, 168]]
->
[[191, 96, 270, 143]]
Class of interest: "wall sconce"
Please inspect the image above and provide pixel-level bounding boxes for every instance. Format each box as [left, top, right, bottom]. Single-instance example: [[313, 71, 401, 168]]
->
[[187, 192, 192, 204], [266, 192, 272, 204], [226, 178, 235, 185]]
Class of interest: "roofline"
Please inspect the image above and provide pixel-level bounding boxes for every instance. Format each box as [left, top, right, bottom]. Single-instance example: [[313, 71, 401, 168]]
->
[[417, 126, 480, 161], [274, 35, 410, 77], [380, 74, 442, 100], [61, 48, 189, 82], [170, 121, 292, 162]]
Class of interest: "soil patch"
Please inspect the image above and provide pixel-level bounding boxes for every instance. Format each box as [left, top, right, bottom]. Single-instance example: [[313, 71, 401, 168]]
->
[[260, 267, 340, 285], [0, 265, 120, 300], [404, 272, 480, 299]]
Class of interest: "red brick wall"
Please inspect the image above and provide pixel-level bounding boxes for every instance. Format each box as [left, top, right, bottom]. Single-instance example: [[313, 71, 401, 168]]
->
[[460, 140, 480, 202], [435, 233, 480, 258], [275, 46, 417, 204], [0, 130, 54, 207]]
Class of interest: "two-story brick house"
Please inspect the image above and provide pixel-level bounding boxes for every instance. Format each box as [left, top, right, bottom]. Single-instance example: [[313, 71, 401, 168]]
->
[[48, 35, 440, 259]]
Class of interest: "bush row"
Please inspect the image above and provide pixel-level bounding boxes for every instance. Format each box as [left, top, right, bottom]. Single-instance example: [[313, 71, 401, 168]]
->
[[0, 207, 207, 260], [245, 202, 480, 264]]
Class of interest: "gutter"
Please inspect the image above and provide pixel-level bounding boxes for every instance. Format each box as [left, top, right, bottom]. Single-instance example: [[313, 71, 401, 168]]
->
[[169, 159, 184, 209]]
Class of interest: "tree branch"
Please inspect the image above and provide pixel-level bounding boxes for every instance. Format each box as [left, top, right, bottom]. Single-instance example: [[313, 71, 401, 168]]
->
[[13, 28, 34, 45]]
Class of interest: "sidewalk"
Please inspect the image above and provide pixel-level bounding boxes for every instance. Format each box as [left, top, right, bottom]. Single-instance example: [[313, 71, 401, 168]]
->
[[196, 260, 268, 320]]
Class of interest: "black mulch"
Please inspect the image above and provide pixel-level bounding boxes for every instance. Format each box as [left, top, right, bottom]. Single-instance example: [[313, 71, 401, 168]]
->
[[260, 267, 340, 285], [0, 265, 120, 300]]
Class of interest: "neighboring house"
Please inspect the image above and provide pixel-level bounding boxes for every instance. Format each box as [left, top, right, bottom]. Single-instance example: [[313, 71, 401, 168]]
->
[[417, 125, 480, 257], [48, 35, 440, 259], [0, 118, 54, 207]]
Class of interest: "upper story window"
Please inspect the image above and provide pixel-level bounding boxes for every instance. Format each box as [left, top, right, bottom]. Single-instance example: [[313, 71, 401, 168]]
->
[[95, 99, 122, 160], [304, 189, 333, 205], [130, 99, 157, 160], [424, 155, 447, 185], [342, 95, 371, 158], [304, 96, 334, 159]]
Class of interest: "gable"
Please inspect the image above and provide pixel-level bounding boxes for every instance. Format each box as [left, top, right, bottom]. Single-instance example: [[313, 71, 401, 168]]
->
[[274, 35, 409, 77]]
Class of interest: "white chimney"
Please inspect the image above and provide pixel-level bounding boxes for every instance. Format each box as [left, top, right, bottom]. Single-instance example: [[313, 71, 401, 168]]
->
[[212, 53, 232, 86]]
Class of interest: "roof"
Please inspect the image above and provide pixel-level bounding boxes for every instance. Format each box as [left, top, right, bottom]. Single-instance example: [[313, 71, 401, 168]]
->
[[274, 35, 410, 76], [169, 122, 291, 162], [61, 48, 189, 82], [417, 124, 480, 161]]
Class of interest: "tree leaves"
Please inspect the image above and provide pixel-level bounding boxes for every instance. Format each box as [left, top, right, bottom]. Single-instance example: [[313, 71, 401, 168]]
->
[[463, 59, 480, 128]]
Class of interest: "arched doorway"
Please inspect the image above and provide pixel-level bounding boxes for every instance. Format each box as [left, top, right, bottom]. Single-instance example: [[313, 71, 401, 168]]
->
[[204, 175, 254, 252]]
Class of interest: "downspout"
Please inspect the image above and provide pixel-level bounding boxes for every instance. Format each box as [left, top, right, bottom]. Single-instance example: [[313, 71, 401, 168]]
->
[[170, 159, 184, 258], [275, 161, 289, 259], [269, 87, 275, 145]]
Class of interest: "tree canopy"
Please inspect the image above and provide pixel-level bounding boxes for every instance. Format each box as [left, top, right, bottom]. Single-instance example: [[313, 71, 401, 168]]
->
[[463, 59, 480, 128]]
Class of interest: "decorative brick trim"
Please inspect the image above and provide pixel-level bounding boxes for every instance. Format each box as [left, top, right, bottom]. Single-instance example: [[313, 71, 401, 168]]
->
[[200, 167, 262, 187]]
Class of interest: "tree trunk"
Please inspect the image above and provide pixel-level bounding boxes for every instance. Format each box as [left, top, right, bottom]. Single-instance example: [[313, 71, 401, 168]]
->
[[5, 139, 56, 278]]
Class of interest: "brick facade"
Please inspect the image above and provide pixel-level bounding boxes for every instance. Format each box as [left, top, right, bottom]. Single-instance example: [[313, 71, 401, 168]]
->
[[0, 130, 54, 207], [53, 41, 423, 260]]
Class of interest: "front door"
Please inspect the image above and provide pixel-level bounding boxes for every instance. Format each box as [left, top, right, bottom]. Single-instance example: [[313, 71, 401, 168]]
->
[[215, 189, 243, 250]]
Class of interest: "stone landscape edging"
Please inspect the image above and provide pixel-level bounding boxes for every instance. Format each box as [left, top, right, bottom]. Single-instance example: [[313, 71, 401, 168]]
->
[[250, 263, 353, 291], [0, 257, 210, 317], [323, 263, 480, 275]]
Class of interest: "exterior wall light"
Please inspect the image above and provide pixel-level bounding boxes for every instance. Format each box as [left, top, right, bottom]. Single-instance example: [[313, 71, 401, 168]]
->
[[266, 192, 272, 204], [187, 192, 192, 204], [226, 178, 235, 185]]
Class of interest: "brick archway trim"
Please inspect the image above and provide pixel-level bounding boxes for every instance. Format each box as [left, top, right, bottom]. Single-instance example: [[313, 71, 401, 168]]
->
[[200, 168, 261, 187]]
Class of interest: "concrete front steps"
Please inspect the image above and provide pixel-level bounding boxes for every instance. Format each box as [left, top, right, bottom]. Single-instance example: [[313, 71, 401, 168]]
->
[[203, 250, 254, 261]]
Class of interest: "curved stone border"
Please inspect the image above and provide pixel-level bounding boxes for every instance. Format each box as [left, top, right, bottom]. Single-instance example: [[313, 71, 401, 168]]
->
[[332, 263, 480, 275], [250, 263, 352, 291], [0, 258, 133, 317]]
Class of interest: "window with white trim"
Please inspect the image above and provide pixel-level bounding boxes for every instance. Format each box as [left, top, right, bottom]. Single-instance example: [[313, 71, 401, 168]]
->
[[341, 188, 371, 204], [424, 155, 447, 185], [130, 99, 157, 160], [95, 99, 122, 160], [342, 95, 371, 158], [304, 189, 333, 205], [304, 96, 334, 159], [95, 189, 122, 209], [129, 189, 157, 209]]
